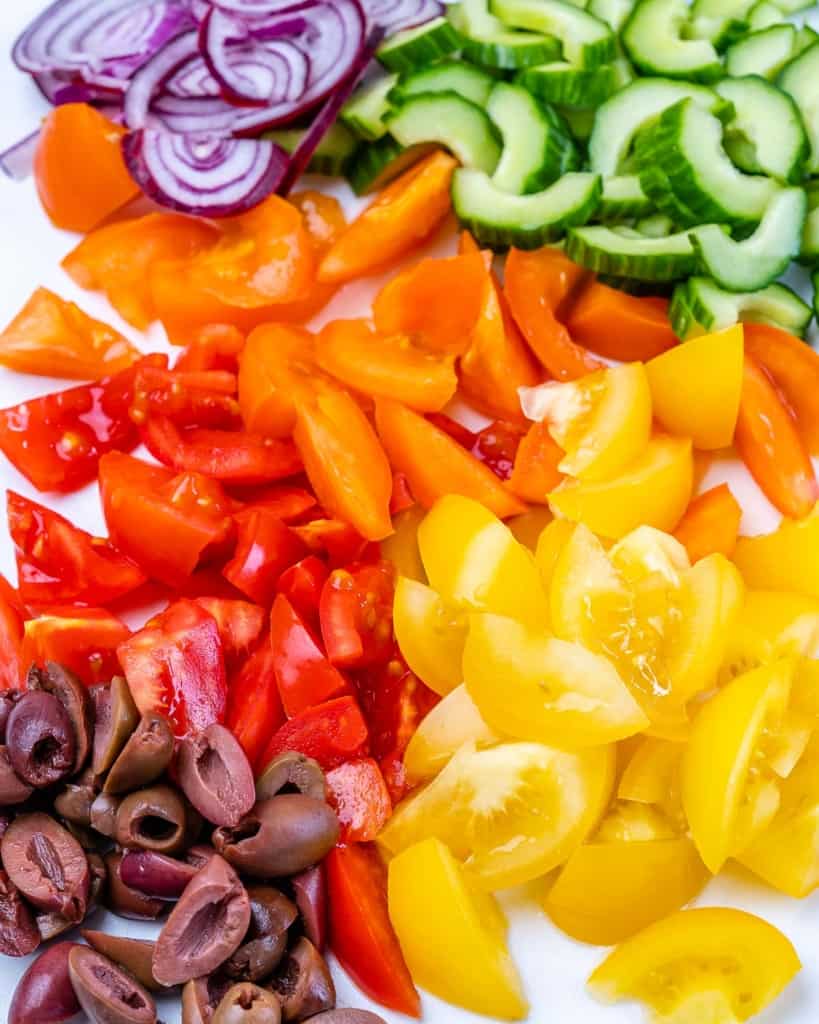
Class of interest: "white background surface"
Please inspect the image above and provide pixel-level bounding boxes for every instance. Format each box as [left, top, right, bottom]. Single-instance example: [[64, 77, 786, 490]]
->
[[1, 3, 819, 1022]]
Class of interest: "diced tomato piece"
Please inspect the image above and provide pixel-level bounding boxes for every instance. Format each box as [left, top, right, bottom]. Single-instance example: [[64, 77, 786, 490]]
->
[[195, 597, 265, 660], [130, 365, 240, 429], [390, 472, 415, 516], [0, 595, 24, 690], [258, 695, 369, 772], [326, 759, 392, 842], [223, 511, 307, 607], [23, 607, 130, 686], [231, 484, 317, 525], [319, 561, 395, 670], [174, 324, 245, 374], [226, 640, 286, 769], [0, 574, 27, 623], [291, 519, 376, 567], [277, 556, 329, 623]]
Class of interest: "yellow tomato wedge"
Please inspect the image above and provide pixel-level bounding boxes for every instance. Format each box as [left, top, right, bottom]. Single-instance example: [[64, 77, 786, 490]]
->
[[534, 518, 577, 602], [588, 907, 801, 1022], [388, 838, 528, 1021], [378, 740, 615, 889], [393, 577, 467, 696], [545, 836, 709, 946], [417, 494, 549, 627], [549, 436, 694, 540], [733, 510, 819, 599], [380, 505, 426, 583], [609, 526, 690, 585], [403, 684, 499, 784], [646, 325, 744, 450], [463, 612, 648, 748], [595, 801, 678, 843], [520, 362, 652, 481], [619, 737, 686, 827], [507, 506, 554, 552]]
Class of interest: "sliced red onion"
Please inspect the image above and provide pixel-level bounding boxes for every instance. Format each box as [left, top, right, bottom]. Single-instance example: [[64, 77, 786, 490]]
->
[[122, 129, 289, 214], [124, 29, 202, 127], [0, 132, 40, 182], [148, 92, 243, 132], [33, 70, 122, 104], [211, 0, 317, 13], [361, 0, 443, 33]]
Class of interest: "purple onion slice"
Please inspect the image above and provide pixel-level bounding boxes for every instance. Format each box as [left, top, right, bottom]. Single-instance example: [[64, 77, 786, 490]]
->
[[124, 28, 202, 127], [0, 132, 40, 183], [360, 0, 443, 33]]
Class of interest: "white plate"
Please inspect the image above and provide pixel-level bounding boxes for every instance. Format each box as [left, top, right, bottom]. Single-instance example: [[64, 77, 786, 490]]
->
[[1, 3, 819, 1021]]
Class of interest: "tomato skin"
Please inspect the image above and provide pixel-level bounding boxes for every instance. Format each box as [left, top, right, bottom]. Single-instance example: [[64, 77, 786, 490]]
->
[[194, 597, 265, 661], [225, 640, 286, 769], [507, 420, 564, 503], [238, 323, 316, 439], [326, 758, 393, 842], [258, 695, 369, 772], [223, 510, 307, 607], [23, 607, 130, 686], [231, 484, 316, 525], [292, 518, 375, 568], [0, 594, 24, 690], [319, 561, 395, 670], [277, 556, 329, 623]]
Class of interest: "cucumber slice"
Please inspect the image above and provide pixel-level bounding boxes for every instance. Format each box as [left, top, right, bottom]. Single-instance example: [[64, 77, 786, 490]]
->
[[265, 123, 355, 176], [622, 0, 722, 82], [589, 0, 636, 32], [566, 224, 698, 280], [556, 105, 597, 141], [491, 0, 616, 68], [517, 61, 616, 109], [725, 25, 797, 80], [448, 0, 562, 69], [636, 213, 676, 238], [802, 207, 819, 264], [716, 77, 809, 184], [387, 92, 502, 173], [671, 277, 812, 338], [687, 13, 749, 54], [391, 61, 496, 107], [488, 82, 580, 193], [779, 42, 819, 176], [377, 17, 460, 72], [452, 168, 602, 248], [341, 74, 397, 141], [747, 1, 785, 30], [690, 187, 807, 291], [597, 175, 654, 218], [796, 27, 819, 56], [345, 138, 433, 195], [636, 161, 703, 226], [689, 0, 750, 15], [776, 0, 812, 10], [635, 98, 779, 229]]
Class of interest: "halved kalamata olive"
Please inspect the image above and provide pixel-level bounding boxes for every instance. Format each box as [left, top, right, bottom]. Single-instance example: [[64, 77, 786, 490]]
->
[[290, 865, 327, 951], [8, 941, 82, 1024], [213, 983, 282, 1024], [0, 813, 11, 840], [213, 796, 339, 879], [0, 690, 23, 742], [270, 938, 335, 1022], [178, 724, 256, 828], [7, 691, 75, 787], [186, 844, 217, 870], [82, 930, 163, 993], [183, 802, 204, 848], [104, 852, 165, 921], [0, 869, 40, 957], [38, 849, 107, 940], [68, 945, 157, 1024], [255, 752, 326, 803], [27, 662, 93, 774], [104, 712, 174, 795], [120, 850, 198, 901], [114, 785, 187, 855], [55, 765, 98, 826], [182, 974, 233, 1024], [307, 1013, 388, 1024], [92, 676, 139, 777], [153, 855, 251, 987], [90, 792, 121, 838], [2, 813, 89, 921], [226, 886, 297, 982], [0, 745, 33, 805]]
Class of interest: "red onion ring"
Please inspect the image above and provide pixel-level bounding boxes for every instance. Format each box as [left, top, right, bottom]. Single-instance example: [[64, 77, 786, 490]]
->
[[361, 0, 443, 33]]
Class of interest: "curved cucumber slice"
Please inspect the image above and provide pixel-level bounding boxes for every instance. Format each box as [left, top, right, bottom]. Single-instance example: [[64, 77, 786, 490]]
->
[[690, 187, 807, 291], [266, 123, 355, 176], [391, 61, 496, 108], [345, 138, 433, 195], [589, 0, 636, 32], [597, 175, 654, 218], [748, 1, 786, 30], [636, 213, 675, 238], [717, 77, 809, 184], [725, 25, 797, 80], [341, 74, 397, 141], [779, 42, 819, 176], [802, 207, 819, 265], [387, 92, 502, 173], [517, 61, 616, 110], [448, 0, 562, 69], [566, 225, 698, 281], [377, 17, 460, 72], [623, 0, 722, 82], [488, 82, 579, 193], [452, 168, 602, 249], [490, 0, 616, 68], [672, 277, 812, 338], [589, 78, 728, 177]]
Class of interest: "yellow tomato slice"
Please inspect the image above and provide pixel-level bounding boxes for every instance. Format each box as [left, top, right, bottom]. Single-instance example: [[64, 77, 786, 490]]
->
[[545, 837, 709, 946], [534, 518, 578, 604], [388, 838, 528, 1021], [619, 737, 685, 806], [588, 907, 801, 1022], [393, 577, 467, 696], [378, 740, 615, 889], [595, 801, 678, 842], [609, 526, 690, 586], [733, 510, 819, 599], [520, 362, 652, 481], [549, 436, 694, 540], [417, 494, 549, 627], [507, 506, 554, 552], [380, 505, 426, 583], [403, 684, 499, 784], [646, 325, 744, 450], [463, 612, 648, 748]]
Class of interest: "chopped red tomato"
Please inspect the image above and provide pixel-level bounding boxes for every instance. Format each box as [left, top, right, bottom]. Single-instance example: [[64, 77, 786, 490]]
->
[[7, 490, 146, 608], [277, 556, 329, 623], [0, 574, 26, 624], [223, 510, 307, 607], [258, 695, 369, 772], [22, 607, 129, 686], [129, 365, 240, 429], [319, 561, 395, 670], [0, 594, 23, 690], [195, 597, 265, 660], [291, 519, 375, 567], [231, 484, 316, 525], [326, 759, 393, 843], [225, 640, 286, 769], [426, 414, 522, 482], [174, 324, 245, 374], [117, 598, 227, 739], [390, 472, 415, 516]]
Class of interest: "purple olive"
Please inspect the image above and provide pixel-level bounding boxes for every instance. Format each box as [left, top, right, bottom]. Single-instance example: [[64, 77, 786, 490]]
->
[[27, 662, 93, 774], [2, 813, 89, 921], [90, 792, 121, 838], [37, 850, 107, 940], [255, 752, 326, 803], [290, 864, 327, 951], [213, 796, 339, 879], [104, 852, 165, 922], [104, 713, 173, 795], [226, 886, 298, 982], [307, 1014, 388, 1024], [0, 745, 33, 805], [82, 931, 163, 993], [68, 945, 157, 1024], [6, 690, 75, 787], [152, 854, 251, 987], [8, 941, 82, 1024], [120, 850, 198, 900], [182, 973, 234, 1024], [92, 676, 139, 777], [178, 723, 256, 827], [114, 785, 187, 855], [0, 689, 23, 742], [0, 869, 40, 957], [186, 844, 218, 870], [270, 937, 335, 1022], [213, 983, 282, 1024]]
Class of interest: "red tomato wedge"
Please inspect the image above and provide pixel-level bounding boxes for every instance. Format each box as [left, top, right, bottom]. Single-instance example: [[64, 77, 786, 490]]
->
[[326, 758, 393, 843], [226, 640, 286, 769], [276, 556, 328, 623], [223, 510, 307, 607], [319, 561, 395, 669], [22, 607, 129, 686], [195, 597, 265, 660], [258, 695, 369, 772]]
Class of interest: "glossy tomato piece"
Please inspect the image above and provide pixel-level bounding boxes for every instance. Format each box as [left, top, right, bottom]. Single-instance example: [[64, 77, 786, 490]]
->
[[674, 483, 742, 564], [22, 607, 129, 685], [326, 758, 392, 842], [0, 593, 24, 690], [130, 365, 240, 429], [174, 324, 245, 374], [223, 510, 307, 607], [319, 561, 395, 670], [507, 420, 564, 504], [238, 323, 316, 439], [276, 556, 329, 623], [225, 640, 285, 770], [258, 695, 369, 772], [195, 597, 264, 661], [392, 577, 467, 697], [231, 483, 316, 525]]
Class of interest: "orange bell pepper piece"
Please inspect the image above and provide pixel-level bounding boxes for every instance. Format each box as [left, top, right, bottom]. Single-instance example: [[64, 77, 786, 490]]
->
[[565, 280, 677, 361], [0, 287, 139, 379], [744, 323, 819, 455], [294, 382, 394, 542], [318, 151, 457, 284], [238, 323, 317, 438], [34, 104, 138, 232], [735, 355, 818, 520], [507, 420, 564, 503], [374, 398, 526, 519], [316, 319, 457, 411], [674, 483, 743, 563]]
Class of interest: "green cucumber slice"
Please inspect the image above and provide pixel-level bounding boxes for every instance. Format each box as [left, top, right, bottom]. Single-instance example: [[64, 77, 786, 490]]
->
[[690, 187, 807, 291], [345, 138, 434, 195], [622, 0, 722, 82], [557, 105, 597, 141], [589, 0, 636, 32], [341, 74, 397, 141], [490, 0, 616, 68], [597, 175, 654, 218], [747, 1, 785, 29], [671, 277, 812, 338], [725, 25, 797, 80], [387, 92, 502, 173], [796, 27, 819, 56], [776, 0, 812, 10], [452, 168, 602, 248], [802, 206, 819, 264], [448, 0, 562, 69], [636, 213, 676, 238], [778, 42, 819, 176], [517, 61, 616, 109], [265, 123, 355, 176], [716, 77, 809, 184], [566, 224, 698, 280], [376, 17, 460, 72], [390, 61, 496, 107], [488, 82, 580, 193], [687, 14, 750, 54]]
